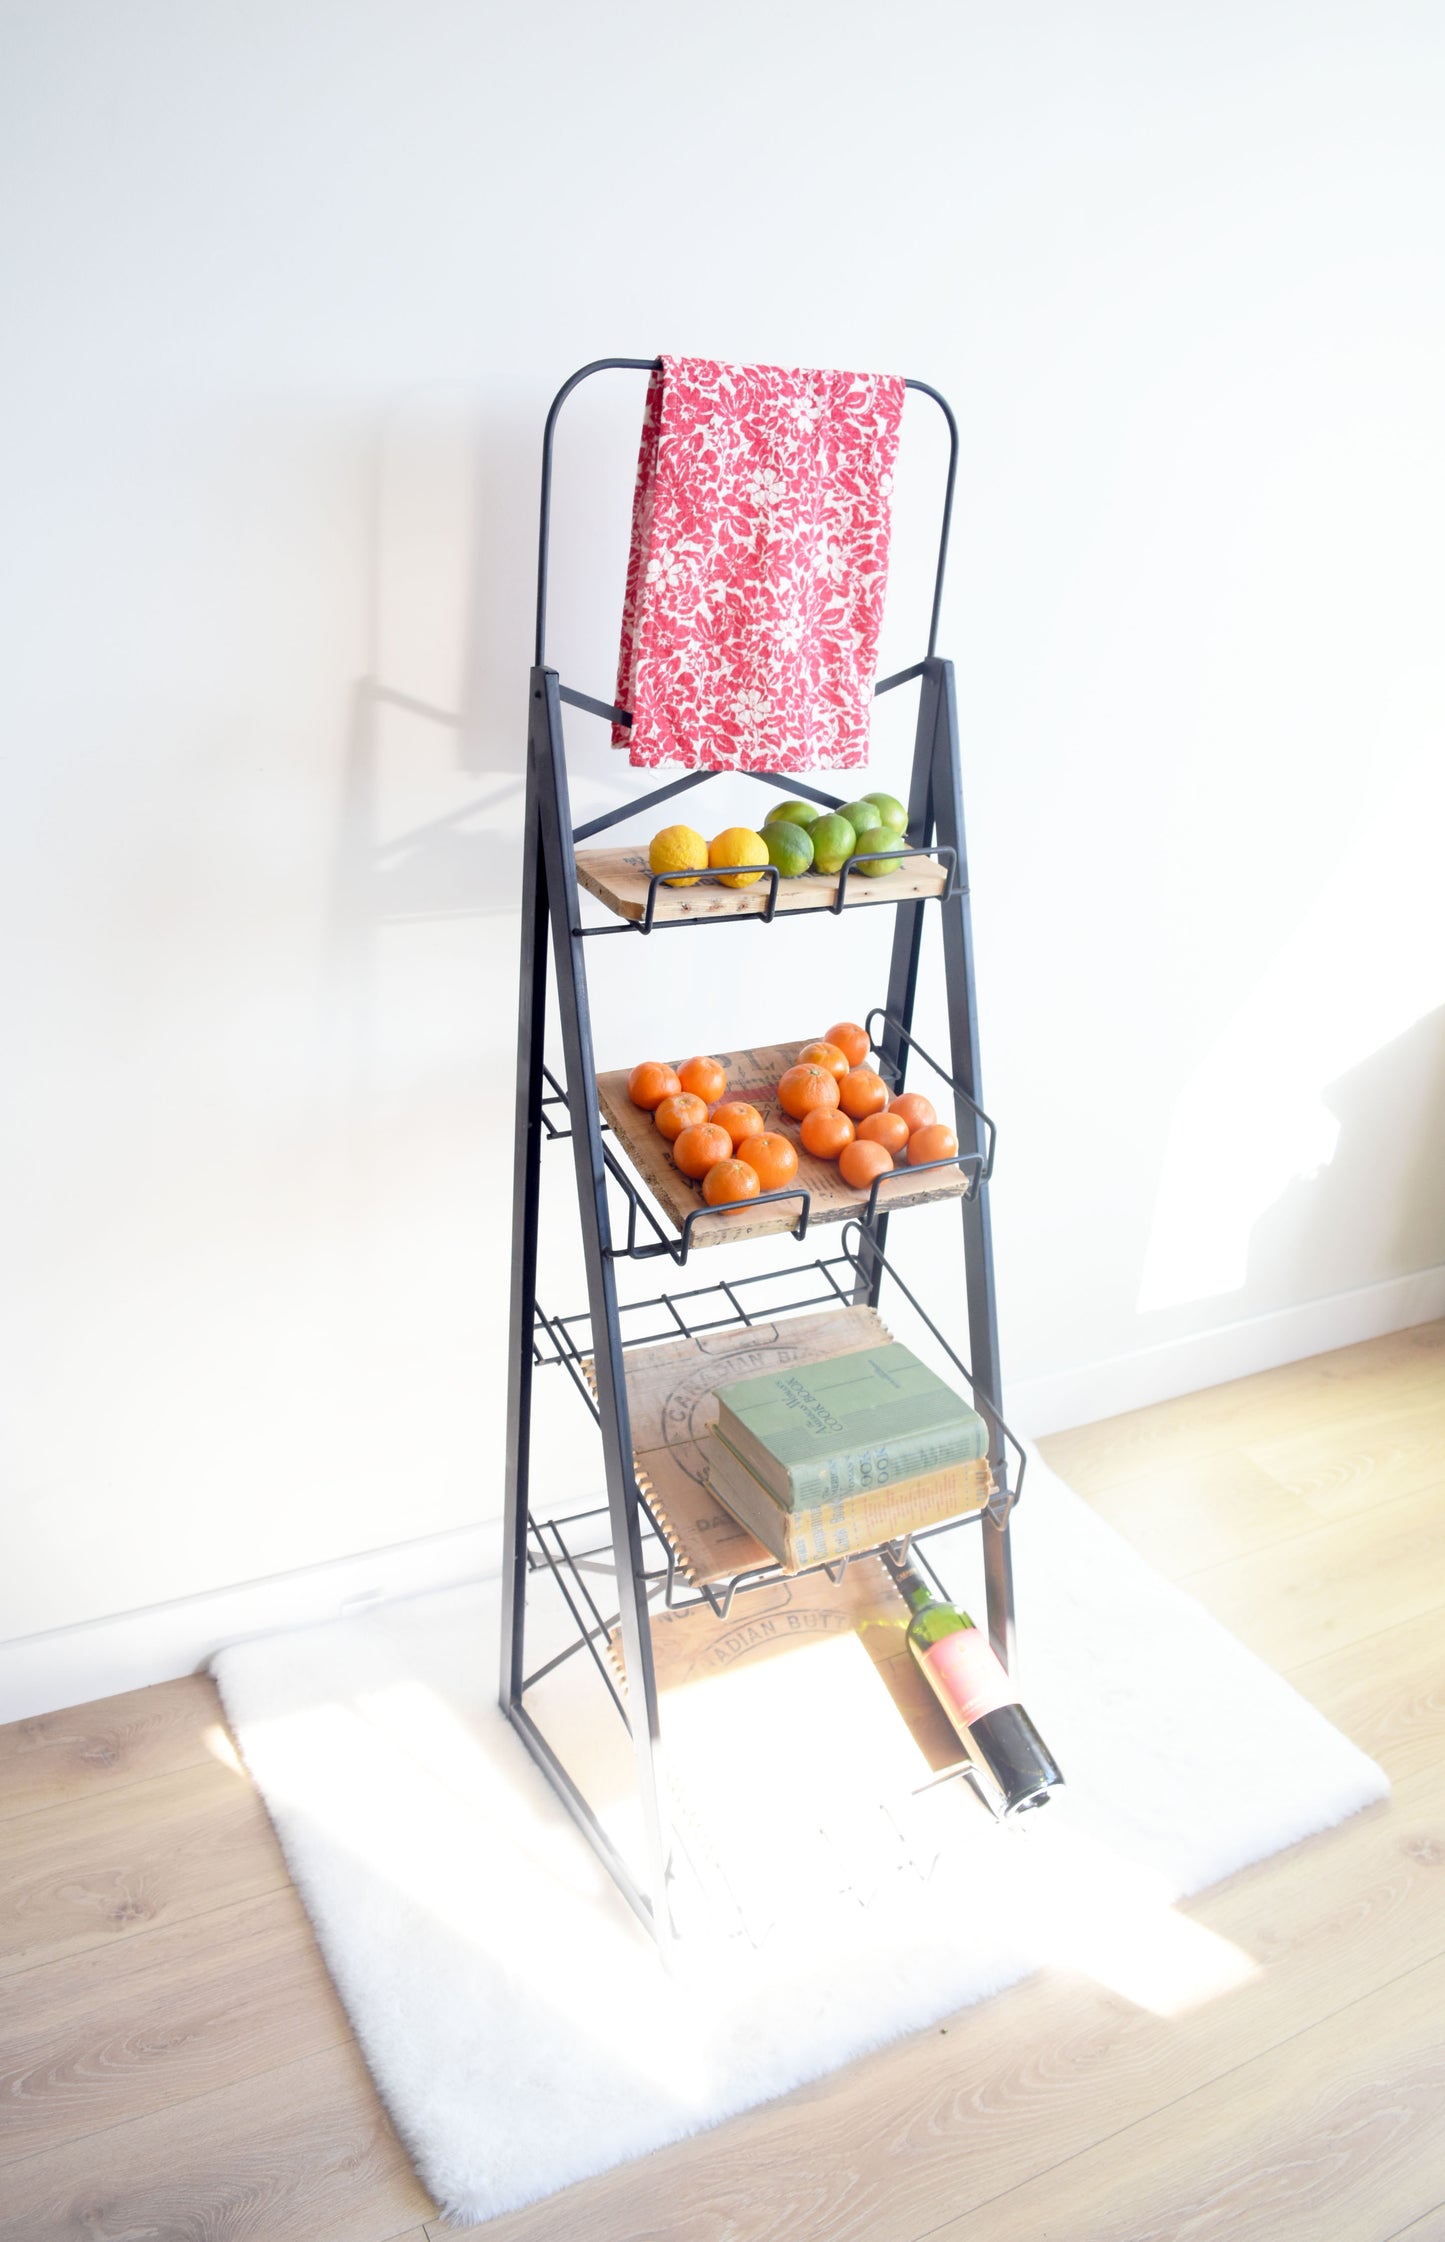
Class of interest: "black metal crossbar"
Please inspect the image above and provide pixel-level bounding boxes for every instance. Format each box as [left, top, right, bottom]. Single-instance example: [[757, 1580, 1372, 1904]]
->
[[570, 766, 715, 844], [525, 1515, 630, 1725], [559, 686, 633, 727]]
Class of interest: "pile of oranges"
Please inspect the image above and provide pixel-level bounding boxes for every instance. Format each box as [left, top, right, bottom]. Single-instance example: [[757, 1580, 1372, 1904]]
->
[[626, 1020, 959, 1210], [776, 1024, 958, 1190], [626, 1052, 799, 1208]]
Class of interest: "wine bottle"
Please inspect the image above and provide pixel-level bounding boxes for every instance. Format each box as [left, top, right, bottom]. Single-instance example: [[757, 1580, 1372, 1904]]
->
[[886, 1553, 1063, 1814]]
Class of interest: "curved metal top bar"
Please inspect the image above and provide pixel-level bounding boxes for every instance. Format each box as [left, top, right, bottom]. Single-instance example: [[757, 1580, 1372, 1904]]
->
[[904, 377, 960, 662], [534, 357, 959, 671]]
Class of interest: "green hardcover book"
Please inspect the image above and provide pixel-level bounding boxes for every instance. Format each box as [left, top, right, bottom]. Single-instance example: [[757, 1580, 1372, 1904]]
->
[[713, 1342, 988, 1510], [701, 1433, 991, 1570]]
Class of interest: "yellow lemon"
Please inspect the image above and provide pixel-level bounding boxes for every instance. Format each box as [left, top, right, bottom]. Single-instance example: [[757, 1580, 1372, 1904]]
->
[[647, 824, 708, 887], [708, 826, 769, 888]]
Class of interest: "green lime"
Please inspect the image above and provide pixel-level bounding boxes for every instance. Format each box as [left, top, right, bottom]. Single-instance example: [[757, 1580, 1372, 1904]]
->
[[764, 799, 820, 829], [839, 799, 884, 839], [863, 791, 908, 835], [762, 820, 814, 877], [809, 812, 857, 876], [855, 840, 905, 877]]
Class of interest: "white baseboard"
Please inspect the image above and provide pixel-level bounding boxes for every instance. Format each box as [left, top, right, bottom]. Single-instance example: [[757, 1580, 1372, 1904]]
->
[[5, 1265, 1442, 1724], [0, 1520, 504, 1726], [1007, 1264, 1445, 1439]]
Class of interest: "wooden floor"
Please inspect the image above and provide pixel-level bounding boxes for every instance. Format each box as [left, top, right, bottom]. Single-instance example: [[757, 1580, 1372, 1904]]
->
[[1, 1320, 1443, 2241]]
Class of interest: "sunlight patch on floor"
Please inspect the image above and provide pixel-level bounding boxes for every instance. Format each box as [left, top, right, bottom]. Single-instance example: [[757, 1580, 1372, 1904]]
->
[[1003, 1822, 1259, 2015], [233, 1634, 1261, 2091], [202, 1721, 246, 1776], [234, 1688, 717, 2109]]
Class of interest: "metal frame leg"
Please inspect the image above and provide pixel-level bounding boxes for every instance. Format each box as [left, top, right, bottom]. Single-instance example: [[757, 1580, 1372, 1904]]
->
[[529, 666, 674, 1944], [864, 665, 942, 1306], [927, 659, 1017, 1674], [499, 710, 548, 1713]]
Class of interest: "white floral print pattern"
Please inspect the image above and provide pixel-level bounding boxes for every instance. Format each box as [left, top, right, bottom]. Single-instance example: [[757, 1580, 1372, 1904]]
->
[[644, 546, 686, 590], [745, 464, 789, 510], [613, 355, 906, 771]]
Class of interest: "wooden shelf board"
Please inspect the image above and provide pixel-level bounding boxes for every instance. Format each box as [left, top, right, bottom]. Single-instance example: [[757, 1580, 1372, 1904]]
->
[[596, 1040, 970, 1250], [575, 845, 948, 925]]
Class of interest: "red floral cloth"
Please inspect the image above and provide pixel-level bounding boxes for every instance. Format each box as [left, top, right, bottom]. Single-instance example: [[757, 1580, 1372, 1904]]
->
[[613, 355, 906, 772]]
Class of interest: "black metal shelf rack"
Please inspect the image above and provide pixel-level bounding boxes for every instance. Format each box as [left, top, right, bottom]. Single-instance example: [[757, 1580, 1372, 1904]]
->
[[501, 358, 1023, 1943]]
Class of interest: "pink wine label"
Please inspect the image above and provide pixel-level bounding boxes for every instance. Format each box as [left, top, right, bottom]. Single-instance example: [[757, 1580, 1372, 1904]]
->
[[922, 1630, 1019, 1727]]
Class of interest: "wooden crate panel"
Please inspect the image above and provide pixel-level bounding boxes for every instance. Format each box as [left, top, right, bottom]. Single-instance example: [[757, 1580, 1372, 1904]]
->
[[610, 1557, 966, 1778], [589, 1304, 893, 1584], [596, 1040, 970, 1249], [575, 845, 948, 925]]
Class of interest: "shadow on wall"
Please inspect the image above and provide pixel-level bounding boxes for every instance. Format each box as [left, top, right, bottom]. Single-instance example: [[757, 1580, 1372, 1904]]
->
[[330, 394, 542, 956], [1245, 1002, 1445, 1301], [1136, 735, 1444, 1317], [332, 681, 527, 933]]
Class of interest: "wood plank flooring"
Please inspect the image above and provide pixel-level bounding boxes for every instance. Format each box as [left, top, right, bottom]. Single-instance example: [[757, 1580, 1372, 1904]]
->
[[0, 1318, 1440, 2241], [0, 1674, 222, 1817]]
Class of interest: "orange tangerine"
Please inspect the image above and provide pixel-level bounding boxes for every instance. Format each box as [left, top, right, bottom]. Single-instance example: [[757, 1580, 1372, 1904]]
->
[[702, 1158, 762, 1206], [710, 1099, 765, 1150], [737, 1132, 799, 1192], [908, 1123, 959, 1167], [838, 1066, 889, 1121], [800, 1106, 855, 1160], [839, 1138, 894, 1190], [673, 1122, 734, 1179], [654, 1091, 708, 1142], [777, 1063, 839, 1121], [825, 1020, 871, 1067], [628, 1061, 682, 1110], [677, 1054, 728, 1103], [796, 1039, 849, 1080], [889, 1091, 937, 1133], [855, 1109, 910, 1155]]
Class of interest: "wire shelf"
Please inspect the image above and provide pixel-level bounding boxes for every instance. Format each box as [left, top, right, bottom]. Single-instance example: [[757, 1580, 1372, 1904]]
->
[[520, 1473, 994, 1705], [528, 1225, 1028, 1646], [532, 1248, 861, 1390]]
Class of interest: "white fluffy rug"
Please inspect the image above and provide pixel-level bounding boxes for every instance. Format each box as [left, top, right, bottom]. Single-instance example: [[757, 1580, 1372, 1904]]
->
[[212, 1453, 1386, 2228]]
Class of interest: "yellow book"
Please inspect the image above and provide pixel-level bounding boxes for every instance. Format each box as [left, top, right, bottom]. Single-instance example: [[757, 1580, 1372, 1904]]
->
[[701, 1433, 991, 1571]]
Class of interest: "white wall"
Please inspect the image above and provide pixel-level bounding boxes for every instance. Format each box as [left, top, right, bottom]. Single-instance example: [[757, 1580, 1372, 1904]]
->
[[4, 1, 1444, 1708]]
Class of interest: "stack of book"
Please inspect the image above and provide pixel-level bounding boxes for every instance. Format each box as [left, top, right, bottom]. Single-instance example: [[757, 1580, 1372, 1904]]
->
[[700, 1342, 993, 1570]]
